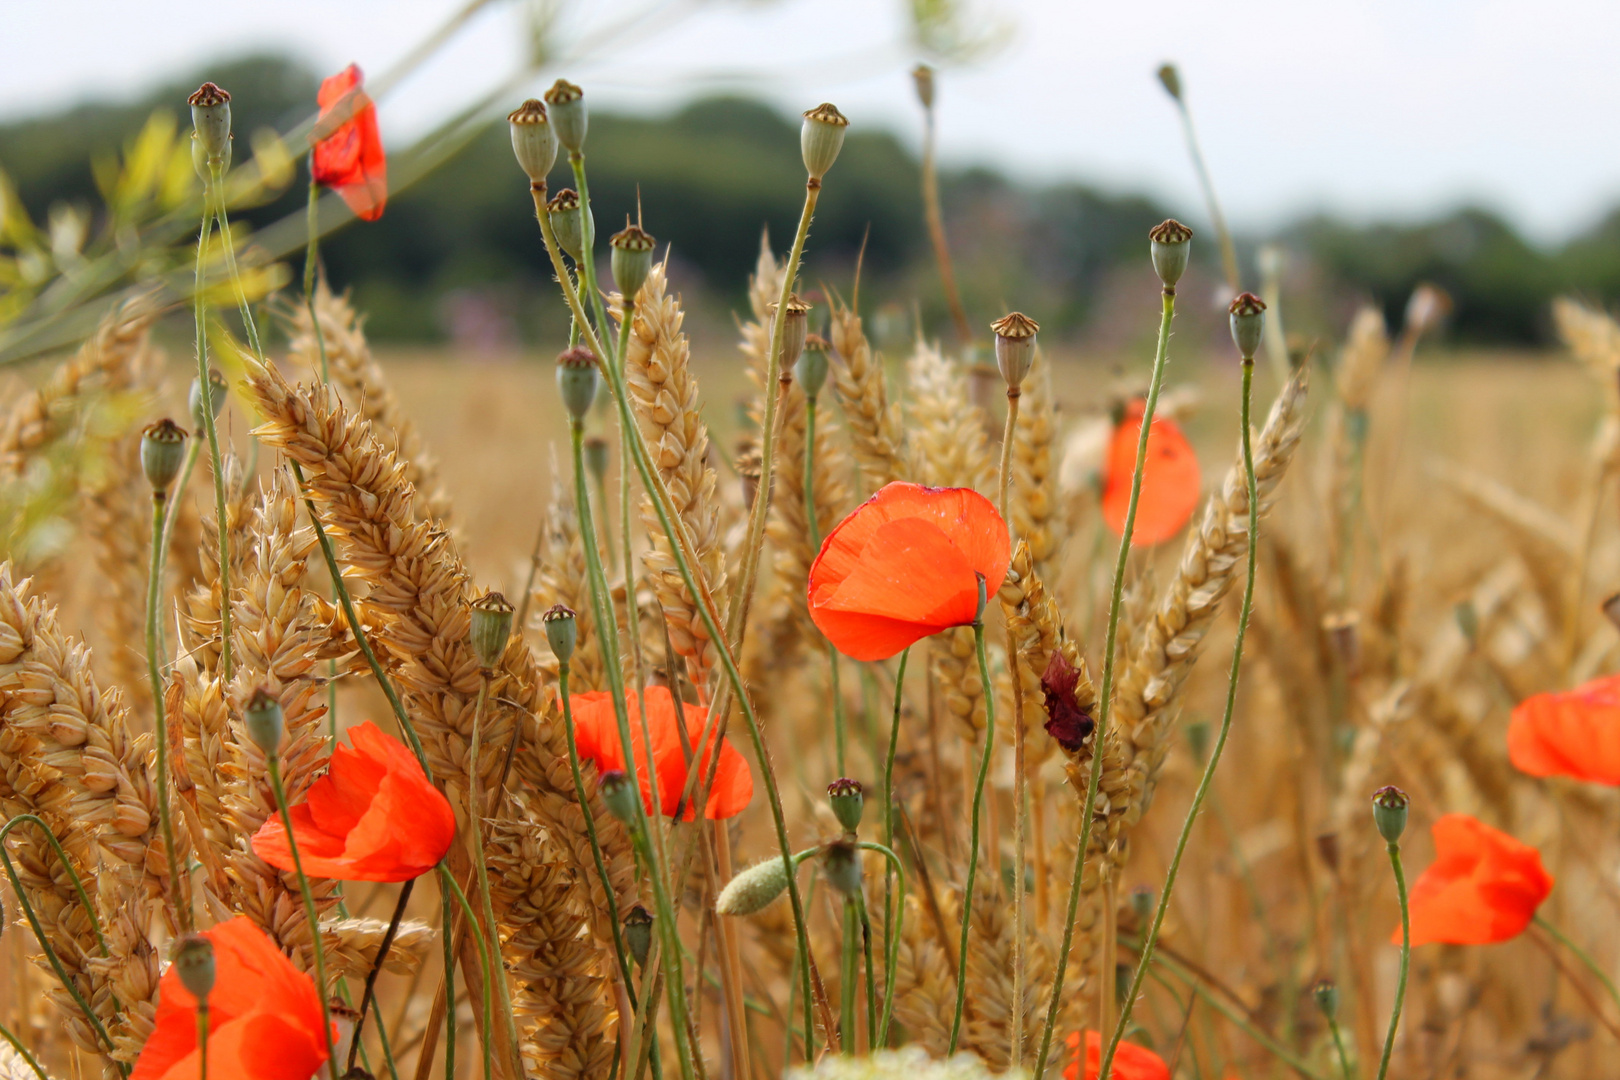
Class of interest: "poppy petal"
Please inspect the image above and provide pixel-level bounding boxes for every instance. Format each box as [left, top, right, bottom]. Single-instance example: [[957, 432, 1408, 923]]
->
[[1101, 405, 1201, 546], [1065, 1030, 1172, 1080], [1398, 814, 1552, 946], [821, 516, 981, 625], [1508, 673, 1620, 784]]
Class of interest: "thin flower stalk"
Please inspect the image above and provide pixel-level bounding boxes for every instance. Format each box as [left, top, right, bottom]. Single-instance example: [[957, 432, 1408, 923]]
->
[[195, 1003, 209, 1080], [144, 492, 189, 933], [466, 679, 525, 1080], [859, 841, 907, 1047], [1534, 914, 1620, 1016], [433, 863, 497, 1080], [840, 896, 859, 1055], [1375, 840, 1410, 1080], [997, 376, 1026, 1073], [0, 1023, 47, 1080], [804, 391, 848, 773], [193, 171, 232, 681], [265, 756, 338, 1080], [946, 596, 997, 1054], [348, 879, 415, 1073], [880, 647, 909, 1024]]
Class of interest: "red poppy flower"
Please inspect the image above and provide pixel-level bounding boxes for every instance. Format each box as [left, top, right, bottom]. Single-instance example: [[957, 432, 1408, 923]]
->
[[131, 916, 329, 1080], [1508, 673, 1620, 785], [252, 721, 454, 882], [312, 64, 387, 221], [1398, 813, 1553, 946], [1064, 1030, 1171, 1080], [571, 686, 752, 820], [807, 481, 1010, 662], [1100, 400, 1201, 546]]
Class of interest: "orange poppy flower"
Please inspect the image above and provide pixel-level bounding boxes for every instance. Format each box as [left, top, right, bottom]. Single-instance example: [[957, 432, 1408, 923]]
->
[[571, 686, 752, 820], [131, 916, 329, 1080], [1508, 673, 1620, 785], [252, 721, 454, 882], [1064, 1030, 1171, 1080], [312, 64, 387, 221], [1100, 400, 1201, 546], [1398, 813, 1553, 946], [807, 481, 1011, 662]]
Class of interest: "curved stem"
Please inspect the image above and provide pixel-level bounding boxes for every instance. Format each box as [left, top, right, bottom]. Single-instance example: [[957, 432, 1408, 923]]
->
[[1535, 913, 1620, 1017], [1375, 842, 1410, 1080], [266, 757, 338, 1079], [438, 879, 456, 1080], [468, 678, 523, 1080], [348, 878, 414, 1073], [145, 494, 189, 933], [193, 173, 231, 682], [918, 102, 972, 344], [946, 616, 997, 1053], [569, 153, 613, 362], [1176, 99, 1240, 294], [857, 842, 906, 1047]]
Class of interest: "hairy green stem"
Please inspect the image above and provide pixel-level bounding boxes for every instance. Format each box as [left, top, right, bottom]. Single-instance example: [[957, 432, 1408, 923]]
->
[[266, 756, 338, 1079], [1534, 913, 1620, 1017], [857, 842, 906, 1047], [569, 153, 613, 361], [145, 494, 189, 932], [1375, 842, 1409, 1080], [436, 863, 497, 1080], [946, 614, 997, 1053], [879, 648, 908, 1039], [468, 678, 524, 1080], [300, 167, 341, 744], [196, 1003, 209, 1080], [840, 897, 859, 1054], [193, 172, 231, 681]]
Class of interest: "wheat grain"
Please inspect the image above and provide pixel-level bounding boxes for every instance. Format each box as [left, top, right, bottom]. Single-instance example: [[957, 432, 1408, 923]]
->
[[828, 301, 907, 492]]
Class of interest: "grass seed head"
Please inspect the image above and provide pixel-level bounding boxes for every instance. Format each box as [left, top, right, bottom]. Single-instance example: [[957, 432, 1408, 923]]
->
[[911, 64, 935, 110], [1156, 63, 1182, 101]]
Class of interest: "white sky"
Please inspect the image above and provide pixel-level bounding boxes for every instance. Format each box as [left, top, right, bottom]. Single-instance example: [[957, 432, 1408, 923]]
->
[[1, 0, 1615, 244]]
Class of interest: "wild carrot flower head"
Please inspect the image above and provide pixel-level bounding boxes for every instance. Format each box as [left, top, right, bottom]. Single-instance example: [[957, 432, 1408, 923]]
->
[[807, 482, 1011, 662], [312, 64, 387, 221], [1100, 400, 1201, 546], [1065, 1030, 1171, 1080], [251, 721, 453, 882], [1398, 813, 1552, 946], [131, 916, 329, 1080], [1508, 672, 1620, 785]]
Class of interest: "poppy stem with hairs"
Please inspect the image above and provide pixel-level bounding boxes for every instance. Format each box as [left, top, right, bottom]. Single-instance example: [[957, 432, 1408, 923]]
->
[[997, 383, 1028, 1072], [1032, 279, 1180, 1080], [857, 892, 877, 1052], [858, 841, 906, 1047], [1374, 838, 1410, 1080], [840, 897, 858, 1056], [880, 646, 909, 1032], [196, 1002, 209, 1080], [569, 152, 614, 363], [1533, 914, 1620, 1020], [946, 574, 997, 1054], [466, 678, 525, 1080], [349, 877, 414, 1073], [143, 491, 190, 935], [189, 173, 233, 686], [301, 162, 342, 745], [803, 391, 849, 775], [265, 756, 339, 1080]]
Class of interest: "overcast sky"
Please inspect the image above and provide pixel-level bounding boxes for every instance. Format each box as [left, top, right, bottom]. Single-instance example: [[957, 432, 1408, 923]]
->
[[1, 0, 1614, 244]]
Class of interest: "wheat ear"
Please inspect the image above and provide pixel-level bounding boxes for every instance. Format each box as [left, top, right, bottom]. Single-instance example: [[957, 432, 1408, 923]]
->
[[828, 299, 908, 491]]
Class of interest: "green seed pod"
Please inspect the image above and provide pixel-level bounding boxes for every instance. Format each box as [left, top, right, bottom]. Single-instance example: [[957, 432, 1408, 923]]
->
[[543, 603, 577, 664], [624, 905, 653, 969], [990, 311, 1039, 389], [1157, 63, 1183, 102], [800, 103, 849, 181], [140, 419, 188, 493], [716, 857, 793, 916], [609, 223, 655, 301], [244, 686, 284, 757], [818, 838, 862, 897], [795, 334, 830, 400], [827, 778, 863, 833], [1228, 292, 1267, 361], [772, 295, 810, 373], [1371, 785, 1409, 844], [1149, 219, 1194, 289], [545, 188, 591, 262], [583, 435, 609, 485], [507, 99, 558, 185], [556, 346, 600, 422], [190, 368, 228, 428], [600, 770, 639, 824], [172, 934, 216, 1002], [1312, 978, 1339, 1020], [469, 590, 514, 670], [543, 79, 587, 155], [188, 83, 232, 167], [911, 64, 935, 110]]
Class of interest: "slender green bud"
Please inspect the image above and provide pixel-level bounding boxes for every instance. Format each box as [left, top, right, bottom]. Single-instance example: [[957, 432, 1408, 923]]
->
[[796, 334, 830, 399], [543, 79, 587, 154], [245, 686, 285, 757], [545, 188, 591, 262], [583, 435, 609, 485], [189, 369, 228, 428], [827, 778, 864, 833], [1312, 978, 1339, 1020], [1149, 219, 1194, 289], [469, 590, 514, 670], [911, 65, 935, 110], [543, 603, 577, 664], [716, 857, 793, 916], [140, 419, 188, 494], [819, 837, 862, 896], [600, 770, 638, 824], [609, 223, 655, 301], [508, 99, 558, 185], [1228, 292, 1266, 361], [172, 934, 216, 1002], [990, 311, 1039, 389], [188, 83, 232, 167], [1156, 63, 1183, 102], [800, 103, 849, 182], [556, 346, 599, 422], [624, 905, 653, 969], [1372, 785, 1409, 844], [772, 295, 810, 374]]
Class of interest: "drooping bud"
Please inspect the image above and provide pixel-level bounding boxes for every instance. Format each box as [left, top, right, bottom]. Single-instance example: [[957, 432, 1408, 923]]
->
[[583, 435, 610, 486], [1228, 292, 1266, 361], [609, 223, 655, 301], [911, 65, 935, 110], [1312, 979, 1339, 1020], [545, 188, 591, 262], [507, 99, 558, 185], [600, 770, 638, 824], [188, 83, 233, 168], [141, 419, 188, 494], [771, 295, 810, 373], [189, 369, 228, 429], [827, 778, 864, 833], [796, 334, 830, 399], [543, 603, 578, 664], [1156, 63, 1183, 102], [172, 934, 216, 1002], [1371, 785, 1409, 844], [716, 857, 794, 916], [556, 346, 599, 422], [800, 103, 849, 182], [469, 591, 514, 670], [624, 905, 653, 969], [819, 837, 862, 896], [1149, 219, 1194, 289], [990, 311, 1039, 389], [244, 686, 285, 757], [543, 79, 587, 155]]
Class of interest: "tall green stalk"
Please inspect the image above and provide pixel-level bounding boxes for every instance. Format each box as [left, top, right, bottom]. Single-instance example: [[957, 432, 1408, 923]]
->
[[1534, 913, 1620, 1015], [1374, 842, 1410, 1080], [193, 172, 231, 681], [879, 647, 909, 1038], [946, 602, 996, 1053], [265, 757, 337, 1080], [840, 898, 859, 1055], [196, 1004, 210, 1080], [804, 393, 847, 774], [0, 1019, 47, 1080], [144, 494, 189, 934], [467, 680, 525, 1080]]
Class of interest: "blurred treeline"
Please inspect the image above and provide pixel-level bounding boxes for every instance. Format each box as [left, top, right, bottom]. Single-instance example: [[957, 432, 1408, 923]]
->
[[5, 53, 1619, 348]]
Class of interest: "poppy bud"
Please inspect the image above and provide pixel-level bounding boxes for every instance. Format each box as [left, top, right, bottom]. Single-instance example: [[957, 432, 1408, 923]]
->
[[624, 905, 653, 969], [507, 99, 558, 185], [609, 224, 655, 301], [1371, 785, 1409, 844], [543, 79, 587, 155], [545, 188, 591, 262], [583, 435, 610, 486], [716, 857, 793, 916], [189, 369, 228, 428], [796, 334, 830, 400], [827, 778, 863, 833], [1149, 219, 1194, 289], [600, 770, 638, 824], [245, 686, 284, 757], [1312, 978, 1339, 1020], [800, 103, 849, 182], [556, 347, 600, 422], [172, 934, 215, 1002], [819, 837, 862, 896], [1127, 885, 1154, 928], [469, 590, 514, 670], [911, 64, 935, 110], [543, 603, 577, 664], [771, 295, 810, 373], [990, 311, 1039, 389], [140, 419, 188, 494], [1156, 63, 1182, 102], [188, 83, 232, 167], [1228, 292, 1266, 361]]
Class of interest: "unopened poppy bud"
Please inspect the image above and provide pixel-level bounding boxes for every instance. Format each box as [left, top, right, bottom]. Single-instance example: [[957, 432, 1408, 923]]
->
[[1312, 978, 1339, 1020], [1149, 219, 1194, 289], [543, 79, 587, 154], [1371, 785, 1409, 844], [1228, 292, 1266, 361], [624, 905, 653, 969], [508, 99, 558, 185], [827, 778, 863, 832], [771, 295, 810, 373], [1156, 63, 1182, 102], [1127, 885, 1154, 928], [583, 435, 609, 485], [245, 686, 284, 756], [545, 189, 591, 261], [990, 311, 1039, 389], [189, 369, 228, 428], [796, 334, 830, 399], [610, 224, 655, 301], [600, 770, 638, 824], [819, 837, 862, 896], [188, 83, 232, 166], [800, 103, 849, 182], [469, 591, 514, 670], [911, 64, 935, 110], [556, 347, 599, 422], [716, 857, 793, 916], [141, 419, 188, 494], [172, 934, 215, 1002], [543, 603, 577, 664]]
